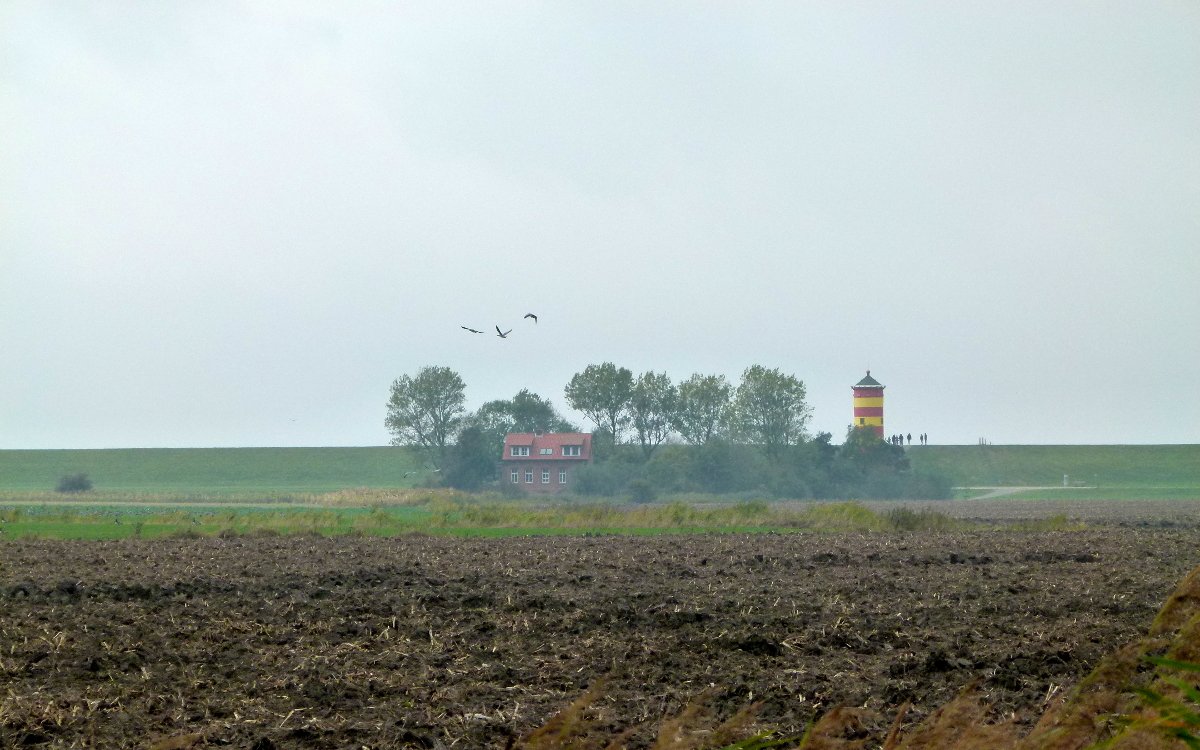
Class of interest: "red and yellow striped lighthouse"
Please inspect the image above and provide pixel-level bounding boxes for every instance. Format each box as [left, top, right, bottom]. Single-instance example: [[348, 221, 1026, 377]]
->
[[852, 371, 885, 438]]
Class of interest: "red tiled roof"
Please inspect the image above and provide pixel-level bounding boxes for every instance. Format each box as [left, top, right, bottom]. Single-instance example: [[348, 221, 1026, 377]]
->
[[501, 432, 592, 461]]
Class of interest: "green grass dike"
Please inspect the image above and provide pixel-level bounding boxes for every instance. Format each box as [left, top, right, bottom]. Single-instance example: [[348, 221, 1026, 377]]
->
[[0, 444, 1196, 538], [0, 446, 427, 496], [907, 444, 1200, 500], [4, 444, 1197, 498]]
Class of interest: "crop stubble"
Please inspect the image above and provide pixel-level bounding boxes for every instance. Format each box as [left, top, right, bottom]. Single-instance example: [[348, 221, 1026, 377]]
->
[[2, 513, 1199, 748]]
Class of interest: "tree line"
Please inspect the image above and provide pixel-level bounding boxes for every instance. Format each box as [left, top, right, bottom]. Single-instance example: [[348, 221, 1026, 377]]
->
[[385, 364, 950, 499]]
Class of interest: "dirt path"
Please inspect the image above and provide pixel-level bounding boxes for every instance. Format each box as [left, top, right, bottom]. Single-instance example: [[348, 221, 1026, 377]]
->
[[960, 486, 1084, 499]]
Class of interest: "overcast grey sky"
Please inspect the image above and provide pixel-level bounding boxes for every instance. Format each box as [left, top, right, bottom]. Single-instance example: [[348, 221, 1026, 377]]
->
[[3, 2, 1198, 449]]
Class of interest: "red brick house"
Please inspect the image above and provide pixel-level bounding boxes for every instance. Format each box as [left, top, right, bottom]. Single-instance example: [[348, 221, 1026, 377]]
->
[[501, 432, 593, 494]]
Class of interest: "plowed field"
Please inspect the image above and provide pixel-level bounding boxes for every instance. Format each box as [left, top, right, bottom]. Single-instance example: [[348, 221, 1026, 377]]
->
[[3, 518, 1200, 748]]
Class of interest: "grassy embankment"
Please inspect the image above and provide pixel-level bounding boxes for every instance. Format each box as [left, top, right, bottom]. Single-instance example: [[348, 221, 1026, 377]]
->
[[0, 446, 426, 497], [5, 444, 1197, 500], [908, 444, 1200, 500], [0, 444, 1195, 538]]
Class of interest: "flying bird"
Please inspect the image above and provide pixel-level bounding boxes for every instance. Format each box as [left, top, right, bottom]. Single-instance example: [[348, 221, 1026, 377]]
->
[[496, 326, 511, 338], [524, 313, 538, 323], [461, 326, 484, 334]]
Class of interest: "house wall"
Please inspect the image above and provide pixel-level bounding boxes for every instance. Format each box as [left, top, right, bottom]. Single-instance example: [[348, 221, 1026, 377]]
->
[[503, 461, 585, 494]]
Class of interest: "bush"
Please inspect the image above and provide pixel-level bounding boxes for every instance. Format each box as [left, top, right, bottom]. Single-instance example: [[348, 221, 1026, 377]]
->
[[863, 469, 905, 499], [641, 447, 688, 491], [55, 473, 93, 493], [732, 499, 769, 517], [573, 463, 627, 496], [496, 479, 526, 499], [627, 479, 657, 504], [442, 426, 498, 490], [905, 470, 954, 500], [762, 464, 813, 500], [886, 506, 958, 531], [687, 441, 768, 494]]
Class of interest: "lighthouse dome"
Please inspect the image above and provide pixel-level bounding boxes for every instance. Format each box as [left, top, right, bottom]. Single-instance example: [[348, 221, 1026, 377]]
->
[[854, 371, 884, 389]]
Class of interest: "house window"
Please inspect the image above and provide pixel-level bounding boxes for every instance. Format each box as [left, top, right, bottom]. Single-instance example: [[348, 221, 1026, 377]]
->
[[562, 445, 581, 457], [510, 470, 519, 483], [559, 470, 567, 484], [539, 448, 553, 455], [541, 470, 550, 484], [859, 418, 866, 425], [511, 446, 530, 457], [525, 470, 533, 483]]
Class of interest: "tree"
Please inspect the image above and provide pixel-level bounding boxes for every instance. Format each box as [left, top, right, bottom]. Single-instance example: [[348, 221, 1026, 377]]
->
[[838, 425, 909, 473], [508, 389, 575, 433], [384, 366, 466, 465], [832, 426, 949, 499], [672, 373, 732, 445], [463, 389, 576, 461], [564, 363, 633, 450], [629, 371, 676, 458], [728, 365, 812, 456], [466, 399, 519, 454], [442, 425, 498, 490], [832, 426, 922, 499], [687, 438, 766, 494]]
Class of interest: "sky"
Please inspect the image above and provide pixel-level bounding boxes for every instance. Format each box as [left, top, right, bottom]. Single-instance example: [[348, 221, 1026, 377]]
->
[[2, 1, 1198, 449]]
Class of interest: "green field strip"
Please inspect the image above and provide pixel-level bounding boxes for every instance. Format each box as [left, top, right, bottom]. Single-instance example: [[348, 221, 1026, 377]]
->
[[908, 445, 1200, 488], [0, 446, 427, 494]]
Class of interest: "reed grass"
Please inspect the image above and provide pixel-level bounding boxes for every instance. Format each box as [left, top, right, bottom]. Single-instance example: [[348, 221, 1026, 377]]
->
[[1005, 514, 1088, 533], [0, 499, 1063, 539]]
